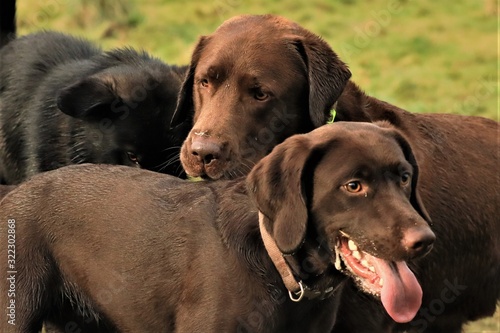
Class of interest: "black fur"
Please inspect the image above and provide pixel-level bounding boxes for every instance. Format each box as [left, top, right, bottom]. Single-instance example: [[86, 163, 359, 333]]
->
[[0, 0, 15, 48], [0, 31, 189, 184]]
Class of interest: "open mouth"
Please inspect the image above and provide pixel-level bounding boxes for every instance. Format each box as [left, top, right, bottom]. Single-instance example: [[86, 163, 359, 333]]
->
[[334, 235, 423, 324]]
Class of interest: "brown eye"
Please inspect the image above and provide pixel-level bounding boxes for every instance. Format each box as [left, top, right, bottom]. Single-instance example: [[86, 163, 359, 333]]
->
[[401, 172, 411, 186], [127, 152, 139, 165], [344, 181, 362, 193], [254, 89, 268, 101], [200, 78, 209, 87]]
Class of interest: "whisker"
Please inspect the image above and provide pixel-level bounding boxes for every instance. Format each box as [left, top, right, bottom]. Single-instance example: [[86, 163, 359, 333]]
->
[[161, 146, 181, 153], [175, 164, 186, 178], [240, 159, 256, 173], [165, 157, 181, 169], [154, 153, 180, 170]]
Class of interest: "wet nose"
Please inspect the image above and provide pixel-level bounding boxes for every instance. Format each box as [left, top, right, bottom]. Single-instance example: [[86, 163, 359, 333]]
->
[[402, 226, 435, 259], [190, 136, 224, 166]]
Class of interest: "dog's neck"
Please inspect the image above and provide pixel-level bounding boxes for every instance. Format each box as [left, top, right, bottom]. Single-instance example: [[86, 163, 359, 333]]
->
[[213, 180, 347, 330], [215, 180, 280, 279], [258, 212, 346, 302], [216, 181, 345, 295], [335, 80, 411, 129]]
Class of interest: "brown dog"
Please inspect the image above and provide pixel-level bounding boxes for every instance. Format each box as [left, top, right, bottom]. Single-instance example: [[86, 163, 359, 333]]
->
[[0, 122, 434, 333], [171, 14, 351, 180], [172, 14, 499, 332]]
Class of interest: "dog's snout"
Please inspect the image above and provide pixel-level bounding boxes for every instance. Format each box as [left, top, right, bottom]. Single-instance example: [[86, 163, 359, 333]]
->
[[190, 136, 225, 165], [402, 226, 435, 259]]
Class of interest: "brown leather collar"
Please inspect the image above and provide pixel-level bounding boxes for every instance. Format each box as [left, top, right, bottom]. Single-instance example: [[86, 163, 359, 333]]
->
[[258, 211, 341, 302]]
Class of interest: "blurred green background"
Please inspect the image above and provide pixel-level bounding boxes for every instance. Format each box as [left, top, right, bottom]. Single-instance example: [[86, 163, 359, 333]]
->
[[16, 0, 498, 331], [16, 0, 498, 120]]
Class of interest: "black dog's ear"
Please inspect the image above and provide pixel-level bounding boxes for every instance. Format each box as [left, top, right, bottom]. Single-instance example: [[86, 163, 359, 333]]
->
[[392, 131, 432, 224], [57, 75, 117, 121], [247, 135, 318, 254], [290, 34, 351, 127], [170, 36, 210, 128]]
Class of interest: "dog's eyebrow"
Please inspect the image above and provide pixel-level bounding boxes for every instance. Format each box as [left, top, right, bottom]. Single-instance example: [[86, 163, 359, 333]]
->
[[345, 167, 371, 180], [378, 162, 414, 182], [344, 161, 412, 181], [390, 161, 413, 174], [207, 66, 221, 80]]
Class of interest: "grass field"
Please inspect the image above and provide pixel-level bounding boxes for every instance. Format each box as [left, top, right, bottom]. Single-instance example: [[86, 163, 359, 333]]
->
[[16, 0, 498, 121], [16, 0, 499, 331]]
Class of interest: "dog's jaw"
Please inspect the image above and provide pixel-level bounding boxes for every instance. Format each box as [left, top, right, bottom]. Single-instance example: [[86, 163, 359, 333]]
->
[[334, 236, 423, 324]]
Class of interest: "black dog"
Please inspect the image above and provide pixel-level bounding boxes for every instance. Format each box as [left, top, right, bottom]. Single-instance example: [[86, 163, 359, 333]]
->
[[0, 0, 15, 48], [0, 30, 189, 184], [0, 122, 434, 332]]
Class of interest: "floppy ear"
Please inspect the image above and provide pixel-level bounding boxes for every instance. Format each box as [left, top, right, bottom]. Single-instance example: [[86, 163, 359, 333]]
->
[[291, 33, 351, 127], [170, 36, 210, 128], [247, 135, 319, 254], [56, 74, 118, 121], [393, 131, 432, 224]]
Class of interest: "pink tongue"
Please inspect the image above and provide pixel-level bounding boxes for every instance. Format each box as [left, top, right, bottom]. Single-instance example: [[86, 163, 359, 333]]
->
[[372, 259, 422, 323]]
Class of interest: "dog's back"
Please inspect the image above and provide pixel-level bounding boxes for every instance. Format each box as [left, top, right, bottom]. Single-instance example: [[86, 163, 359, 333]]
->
[[0, 32, 102, 183], [0, 122, 437, 332], [1, 31, 101, 95]]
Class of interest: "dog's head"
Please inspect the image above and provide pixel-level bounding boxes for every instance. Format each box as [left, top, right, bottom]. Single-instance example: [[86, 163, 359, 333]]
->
[[172, 14, 351, 180], [56, 51, 189, 176], [247, 121, 435, 324]]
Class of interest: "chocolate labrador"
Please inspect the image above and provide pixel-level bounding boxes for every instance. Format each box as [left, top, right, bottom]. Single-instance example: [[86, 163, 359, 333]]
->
[[0, 122, 434, 333], [170, 14, 351, 180], [171, 14, 499, 332], [0, 30, 189, 184]]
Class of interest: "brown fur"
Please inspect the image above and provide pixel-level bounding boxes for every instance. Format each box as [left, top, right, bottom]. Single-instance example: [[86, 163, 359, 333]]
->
[[333, 81, 500, 333], [172, 14, 500, 333], [0, 122, 433, 333], [171, 14, 351, 180]]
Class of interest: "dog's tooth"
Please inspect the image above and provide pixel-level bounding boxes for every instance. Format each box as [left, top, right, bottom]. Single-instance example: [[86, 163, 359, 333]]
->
[[334, 250, 342, 270], [348, 239, 358, 251], [379, 278, 384, 286], [352, 250, 362, 260], [369, 265, 376, 272], [361, 259, 369, 268]]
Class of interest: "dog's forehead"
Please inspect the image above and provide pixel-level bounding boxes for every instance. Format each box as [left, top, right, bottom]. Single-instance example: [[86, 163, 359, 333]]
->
[[196, 15, 309, 77], [309, 122, 396, 142], [216, 14, 302, 35], [309, 123, 408, 172], [207, 15, 307, 53], [196, 20, 308, 83], [195, 47, 304, 83]]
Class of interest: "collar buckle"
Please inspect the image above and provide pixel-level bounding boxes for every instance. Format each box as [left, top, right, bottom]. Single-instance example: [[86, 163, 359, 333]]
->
[[259, 212, 341, 303]]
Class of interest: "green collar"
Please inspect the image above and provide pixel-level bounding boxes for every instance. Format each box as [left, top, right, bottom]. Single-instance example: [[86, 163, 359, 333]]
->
[[327, 106, 337, 124]]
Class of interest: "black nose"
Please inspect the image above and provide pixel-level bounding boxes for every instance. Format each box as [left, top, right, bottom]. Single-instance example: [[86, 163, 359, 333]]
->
[[402, 226, 435, 259], [190, 136, 224, 166]]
